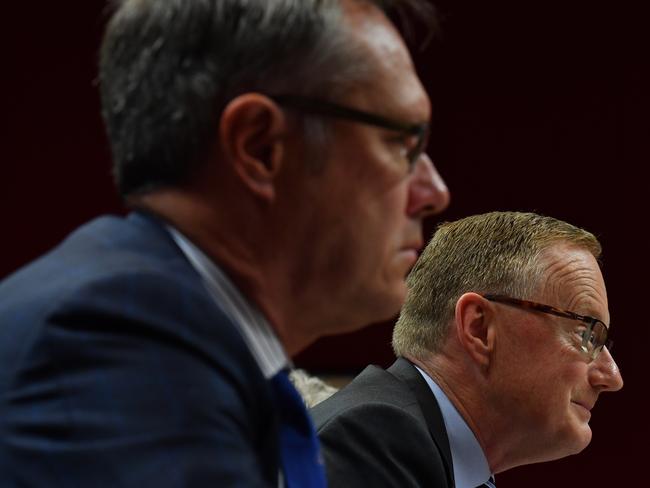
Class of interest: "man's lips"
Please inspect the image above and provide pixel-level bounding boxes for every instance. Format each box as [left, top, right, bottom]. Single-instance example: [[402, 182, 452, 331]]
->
[[572, 400, 595, 413], [400, 242, 423, 266], [402, 240, 423, 254]]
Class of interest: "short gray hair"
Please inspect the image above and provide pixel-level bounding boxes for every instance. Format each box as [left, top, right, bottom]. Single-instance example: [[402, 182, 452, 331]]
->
[[392, 211, 602, 359], [99, 0, 437, 196]]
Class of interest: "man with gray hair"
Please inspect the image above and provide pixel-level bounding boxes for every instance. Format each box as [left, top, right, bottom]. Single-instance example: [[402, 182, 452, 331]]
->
[[312, 211, 623, 488], [0, 0, 449, 486]]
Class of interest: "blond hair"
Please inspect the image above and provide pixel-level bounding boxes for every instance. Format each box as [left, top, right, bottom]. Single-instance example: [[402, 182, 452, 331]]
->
[[392, 211, 601, 359]]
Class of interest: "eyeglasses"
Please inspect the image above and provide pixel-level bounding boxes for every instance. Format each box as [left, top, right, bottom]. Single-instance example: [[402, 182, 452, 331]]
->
[[481, 294, 613, 361], [269, 94, 429, 171]]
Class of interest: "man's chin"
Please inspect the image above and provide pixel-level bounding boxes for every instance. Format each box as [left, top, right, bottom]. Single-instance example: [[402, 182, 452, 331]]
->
[[370, 285, 408, 322], [556, 423, 592, 458], [338, 282, 408, 332]]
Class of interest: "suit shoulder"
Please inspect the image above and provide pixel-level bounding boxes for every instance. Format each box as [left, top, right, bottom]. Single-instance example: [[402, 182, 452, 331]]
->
[[311, 364, 419, 425], [311, 365, 451, 487], [314, 394, 448, 488], [0, 212, 207, 328], [0, 214, 256, 391]]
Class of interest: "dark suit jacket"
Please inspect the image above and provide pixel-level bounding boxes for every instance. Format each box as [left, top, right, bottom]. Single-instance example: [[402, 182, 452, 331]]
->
[[0, 212, 280, 487], [311, 358, 454, 488]]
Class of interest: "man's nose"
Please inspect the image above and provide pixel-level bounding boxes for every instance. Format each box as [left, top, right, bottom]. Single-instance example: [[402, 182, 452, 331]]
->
[[589, 346, 624, 393], [407, 153, 450, 218]]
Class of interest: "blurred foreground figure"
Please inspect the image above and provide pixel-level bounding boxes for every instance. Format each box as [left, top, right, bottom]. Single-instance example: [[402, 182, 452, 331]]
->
[[0, 0, 449, 486]]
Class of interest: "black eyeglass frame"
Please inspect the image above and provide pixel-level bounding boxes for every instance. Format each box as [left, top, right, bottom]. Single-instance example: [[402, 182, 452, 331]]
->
[[269, 94, 429, 170], [481, 293, 613, 361]]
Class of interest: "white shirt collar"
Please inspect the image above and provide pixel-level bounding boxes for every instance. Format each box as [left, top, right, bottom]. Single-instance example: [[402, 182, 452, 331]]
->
[[414, 365, 492, 488], [168, 226, 289, 378]]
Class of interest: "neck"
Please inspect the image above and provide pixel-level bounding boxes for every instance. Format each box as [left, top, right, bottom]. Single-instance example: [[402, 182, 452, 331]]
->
[[133, 188, 338, 356], [409, 343, 570, 474], [407, 346, 513, 474]]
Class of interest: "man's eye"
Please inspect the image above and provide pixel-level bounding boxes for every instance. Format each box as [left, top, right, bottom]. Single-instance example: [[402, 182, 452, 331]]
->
[[383, 135, 406, 158], [572, 323, 598, 351], [586, 331, 597, 346], [390, 135, 416, 157], [573, 324, 588, 342]]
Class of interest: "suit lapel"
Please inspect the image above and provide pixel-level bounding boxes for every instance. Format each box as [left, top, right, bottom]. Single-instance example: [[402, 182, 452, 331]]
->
[[388, 357, 455, 488]]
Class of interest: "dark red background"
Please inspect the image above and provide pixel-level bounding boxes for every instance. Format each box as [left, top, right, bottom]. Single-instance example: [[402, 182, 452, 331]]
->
[[3, 1, 647, 486]]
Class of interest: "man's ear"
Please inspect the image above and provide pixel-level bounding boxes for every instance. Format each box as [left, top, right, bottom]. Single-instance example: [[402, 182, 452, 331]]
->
[[219, 93, 288, 201], [454, 292, 495, 368]]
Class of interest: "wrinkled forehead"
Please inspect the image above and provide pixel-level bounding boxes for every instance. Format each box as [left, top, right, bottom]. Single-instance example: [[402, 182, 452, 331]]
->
[[340, 0, 430, 120], [538, 244, 609, 323]]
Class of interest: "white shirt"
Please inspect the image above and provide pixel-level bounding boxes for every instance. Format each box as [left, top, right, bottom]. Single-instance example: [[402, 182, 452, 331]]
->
[[168, 226, 289, 378], [168, 227, 292, 488], [414, 365, 493, 488]]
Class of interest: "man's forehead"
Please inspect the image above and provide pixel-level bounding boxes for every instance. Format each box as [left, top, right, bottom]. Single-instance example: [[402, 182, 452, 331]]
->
[[340, 0, 430, 120], [539, 245, 608, 319], [340, 1, 409, 72]]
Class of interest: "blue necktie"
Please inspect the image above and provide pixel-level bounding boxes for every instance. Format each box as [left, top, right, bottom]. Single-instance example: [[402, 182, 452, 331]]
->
[[482, 476, 496, 488], [270, 369, 328, 488]]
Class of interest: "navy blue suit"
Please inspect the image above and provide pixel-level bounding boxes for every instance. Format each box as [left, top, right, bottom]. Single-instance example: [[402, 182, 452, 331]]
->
[[0, 212, 280, 487]]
